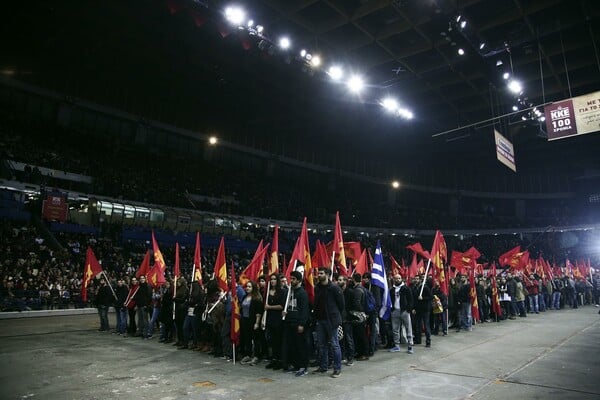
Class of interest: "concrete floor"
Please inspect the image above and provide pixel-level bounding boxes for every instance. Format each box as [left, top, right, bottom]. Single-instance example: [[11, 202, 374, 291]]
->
[[0, 307, 598, 400]]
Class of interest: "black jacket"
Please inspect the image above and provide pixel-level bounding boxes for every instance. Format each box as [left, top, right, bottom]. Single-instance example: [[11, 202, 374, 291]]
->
[[390, 283, 413, 313], [314, 281, 345, 328]]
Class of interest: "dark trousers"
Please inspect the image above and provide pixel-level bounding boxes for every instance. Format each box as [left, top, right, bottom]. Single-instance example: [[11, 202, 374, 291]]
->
[[281, 323, 308, 370]]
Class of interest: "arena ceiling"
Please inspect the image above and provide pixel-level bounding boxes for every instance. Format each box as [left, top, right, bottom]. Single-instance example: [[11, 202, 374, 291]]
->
[[3, 0, 600, 173]]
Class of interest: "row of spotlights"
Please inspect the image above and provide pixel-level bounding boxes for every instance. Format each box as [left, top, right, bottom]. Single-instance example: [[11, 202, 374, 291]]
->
[[224, 5, 413, 119]]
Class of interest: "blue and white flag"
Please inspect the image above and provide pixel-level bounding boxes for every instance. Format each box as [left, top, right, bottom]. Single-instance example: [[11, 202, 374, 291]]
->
[[371, 240, 391, 320]]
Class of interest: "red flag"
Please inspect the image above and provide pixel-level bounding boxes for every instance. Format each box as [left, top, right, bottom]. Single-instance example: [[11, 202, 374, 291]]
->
[[463, 247, 481, 266], [332, 212, 348, 276], [390, 255, 402, 278], [174, 243, 180, 278], [151, 231, 167, 274], [82, 247, 103, 302], [147, 263, 166, 288], [469, 268, 480, 322], [407, 252, 418, 284], [498, 246, 528, 270], [135, 250, 151, 279], [312, 240, 329, 269], [430, 230, 448, 295], [240, 240, 270, 285], [285, 236, 301, 280], [267, 225, 279, 276], [299, 218, 314, 304], [344, 242, 362, 264], [230, 261, 240, 346], [354, 249, 369, 276], [407, 242, 431, 260], [214, 237, 228, 292], [193, 232, 202, 284], [490, 262, 503, 318]]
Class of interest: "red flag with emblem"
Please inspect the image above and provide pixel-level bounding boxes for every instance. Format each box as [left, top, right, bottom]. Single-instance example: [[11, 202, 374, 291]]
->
[[135, 250, 151, 279], [430, 230, 448, 295], [299, 218, 314, 304], [490, 262, 502, 318], [332, 211, 348, 276], [267, 225, 279, 276], [469, 267, 480, 322], [214, 237, 228, 292], [407, 242, 431, 260], [192, 232, 202, 284], [82, 247, 103, 302], [230, 261, 240, 346], [151, 231, 167, 274], [354, 249, 368, 276]]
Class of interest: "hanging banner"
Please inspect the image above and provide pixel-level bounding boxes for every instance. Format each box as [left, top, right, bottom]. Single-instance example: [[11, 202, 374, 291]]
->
[[545, 91, 600, 140], [42, 193, 68, 222], [494, 129, 516, 172]]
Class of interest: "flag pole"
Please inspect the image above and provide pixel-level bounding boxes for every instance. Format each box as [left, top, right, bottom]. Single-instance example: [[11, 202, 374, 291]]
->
[[419, 259, 432, 297], [261, 280, 270, 329], [172, 275, 177, 320], [233, 343, 236, 365], [282, 260, 297, 320], [101, 271, 118, 300]]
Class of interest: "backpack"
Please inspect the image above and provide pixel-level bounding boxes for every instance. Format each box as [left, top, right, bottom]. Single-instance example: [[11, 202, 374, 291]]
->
[[363, 286, 377, 313]]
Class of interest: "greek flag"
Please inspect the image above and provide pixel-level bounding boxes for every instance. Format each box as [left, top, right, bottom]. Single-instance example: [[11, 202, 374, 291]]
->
[[371, 240, 391, 320]]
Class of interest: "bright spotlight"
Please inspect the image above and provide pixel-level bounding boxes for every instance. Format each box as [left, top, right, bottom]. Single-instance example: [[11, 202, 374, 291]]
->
[[503, 72, 510, 80], [300, 49, 307, 58], [398, 108, 413, 119], [507, 79, 522, 93], [392, 181, 400, 189], [256, 25, 264, 33], [225, 6, 245, 26], [311, 55, 321, 67], [539, 116, 546, 122], [381, 97, 398, 112], [479, 42, 486, 50], [247, 20, 254, 28], [347, 75, 364, 93], [460, 20, 467, 29], [328, 66, 343, 80], [512, 105, 518, 111], [279, 37, 290, 50], [456, 15, 462, 23], [496, 60, 503, 67], [458, 48, 465, 55], [208, 136, 218, 145]]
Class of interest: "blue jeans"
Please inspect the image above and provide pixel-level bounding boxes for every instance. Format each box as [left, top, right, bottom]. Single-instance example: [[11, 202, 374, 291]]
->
[[341, 321, 354, 362], [528, 295, 539, 313], [183, 314, 197, 346], [148, 307, 160, 337], [98, 306, 109, 330], [316, 320, 342, 372], [459, 302, 471, 330], [136, 306, 149, 337], [116, 307, 127, 334], [552, 292, 561, 309]]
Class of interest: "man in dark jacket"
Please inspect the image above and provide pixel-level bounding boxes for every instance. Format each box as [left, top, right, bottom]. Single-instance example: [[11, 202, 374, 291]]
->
[[362, 272, 382, 356], [114, 279, 129, 335], [133, 275, 152, 338], [281, 271, 309, 376], [412, 276, 433, 347], [313, 267, 345, 378], [96, 278, 113, 332]]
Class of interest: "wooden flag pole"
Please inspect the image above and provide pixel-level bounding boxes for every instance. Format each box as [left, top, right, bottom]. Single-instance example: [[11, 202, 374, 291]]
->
[[101, 271, 118, 300], [261, 280, 270, 329], [172, 276, 178, 320], [419, 259, 432, 297], [282, 260, 298, 320]]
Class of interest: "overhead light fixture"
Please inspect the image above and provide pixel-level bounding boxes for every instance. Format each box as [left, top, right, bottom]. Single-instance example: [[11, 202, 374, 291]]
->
[[460, 20, 467, 29], [256, 25, 264, 34], [247, 20, 254, 28], [208, 136, 218, 145], [398, 108, 413, 119], [479, 42, 486, 50], [278, 37, 290, 50], [328, 65, 343, 80], [496, 60, 503, 67], [381, 97, 398, 112], [458, 48, 465, 55], [512, 105, 518, 111], [224, 6, 246, 26], [507, 79, 522, 94], [391, 181, 400, 189], [503, 72, 510, 80], [347, 75, 364, 93], [456, 15, 462, 23], [311, 55, 321, 67], [299, 49, 307, 58]]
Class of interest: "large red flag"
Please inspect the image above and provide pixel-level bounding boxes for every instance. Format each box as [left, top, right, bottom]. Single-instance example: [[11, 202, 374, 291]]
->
[[498, 246, 529, 270], [344, 242, 362, 264], [390, 255, 402, 278], [285, 236, 301, 280], [354, 249, 368, 276], [490, 262, 502, 318], [332, 211, 348, 276], [430, 230, 448, 295], [407, 252, 418, 284], [299, 218, 314, 304], [240, 240, 270, 285], [267, 225, 279, 276], [230, 261, 240, 346], [82, 247, 103, 302], [407, 242, 431, 260], [135, 250, 151, 279], [173, 243, 180, 278], [312, 240, 330, 269], [469, 268, 480, 322], [151, 231, 167, 274], [214, 237, 228, 292], [147, 263, 166, 288], [193, 232, 202, 284]]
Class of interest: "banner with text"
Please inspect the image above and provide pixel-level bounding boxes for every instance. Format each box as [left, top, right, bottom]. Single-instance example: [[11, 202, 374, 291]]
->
[[494, 130, 516, 172], [545, 91, 600, 140]]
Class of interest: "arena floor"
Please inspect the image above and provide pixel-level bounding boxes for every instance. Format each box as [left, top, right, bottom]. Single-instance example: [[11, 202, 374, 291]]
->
[[0, 307, 599, 400]]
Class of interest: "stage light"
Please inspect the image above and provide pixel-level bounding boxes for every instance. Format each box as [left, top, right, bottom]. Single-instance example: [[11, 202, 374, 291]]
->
[[300, 49, 307, 58], [256, 25, 264, 33], [209, 136, 218, 145], [507, 79, 522, 94], [539, 116, 546, 122], [456, 15, 462, 23], [247, 20, 254, 27], [512, 105, 518, 111], [327, 65, 343, 80], [305, 53, 312, 61], [460, 20, 467, 29], [311, 55, 321, 67], [479, 42, 486, 50], [279, 36, 290, 49], [392, 181, 400, 189], [225, 6, 245, 26], [503, 72, 510, 80], [347, 75, 364, 93], [458, 48, 465, 55], [496, 60, 503, 67], [381, 97, 398, 112], [398, 108, 413, 119]]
